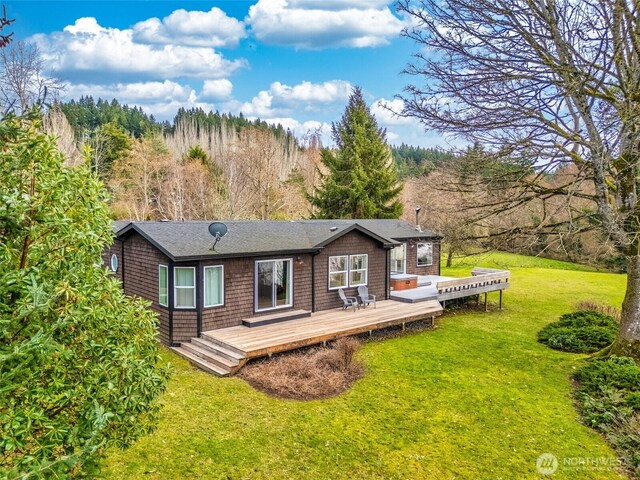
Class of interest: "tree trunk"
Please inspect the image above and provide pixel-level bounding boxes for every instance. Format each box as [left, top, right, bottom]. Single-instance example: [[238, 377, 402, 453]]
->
[[612, 255, 640, 359], [446, 247, 454, 268]]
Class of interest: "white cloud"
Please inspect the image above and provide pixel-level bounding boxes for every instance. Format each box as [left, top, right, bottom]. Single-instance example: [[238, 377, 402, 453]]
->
[[200, 79, 234, 101], [246, 0, 405, 49], [270, 80, 351, 103], [239, 79, 352, 116], [259, 117, 333, 145], [31, 17, 246, 82], [289, 0, 390, 9], [66, 80, 194, 103], [371, 98, 414, 126], [133, 8, 246, 48]]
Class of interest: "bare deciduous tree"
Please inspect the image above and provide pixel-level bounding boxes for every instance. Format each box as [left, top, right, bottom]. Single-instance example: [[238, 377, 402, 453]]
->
[[0, 41, 63, 114], [237, 128, 286, 220], [397, 0, 640, 355], [43, 104, 84, 166], [0, 5, 14, 49]]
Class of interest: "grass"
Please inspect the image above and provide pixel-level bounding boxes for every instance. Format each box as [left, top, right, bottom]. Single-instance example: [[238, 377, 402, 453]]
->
[[101, 252, 629, 479]]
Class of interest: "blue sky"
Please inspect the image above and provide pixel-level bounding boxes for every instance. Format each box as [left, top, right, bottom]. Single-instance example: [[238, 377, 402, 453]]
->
[[5, 0, 448, 147]]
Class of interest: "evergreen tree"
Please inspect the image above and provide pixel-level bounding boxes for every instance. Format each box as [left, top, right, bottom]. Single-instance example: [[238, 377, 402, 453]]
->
[[310, 87, 403, 219]]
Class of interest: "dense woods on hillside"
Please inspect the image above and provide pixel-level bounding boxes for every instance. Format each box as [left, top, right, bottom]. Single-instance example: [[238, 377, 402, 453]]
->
[[41, 96, 620, 271]]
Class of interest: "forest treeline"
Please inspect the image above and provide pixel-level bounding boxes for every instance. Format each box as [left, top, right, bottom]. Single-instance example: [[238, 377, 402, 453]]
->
[[44, 97, 621, 271]]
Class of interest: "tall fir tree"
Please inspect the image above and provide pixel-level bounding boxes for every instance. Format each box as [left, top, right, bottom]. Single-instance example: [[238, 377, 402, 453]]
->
[[310, 87, 403, 219]]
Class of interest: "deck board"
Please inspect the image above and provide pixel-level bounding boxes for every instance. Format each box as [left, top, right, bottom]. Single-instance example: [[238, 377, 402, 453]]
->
[[203, 300, 443, 358]]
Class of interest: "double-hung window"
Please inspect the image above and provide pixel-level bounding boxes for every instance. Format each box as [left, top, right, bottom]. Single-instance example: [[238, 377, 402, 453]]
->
[[174, 267, 196, 309], [416, 243, 433, 267], [328, 254, 368, 289], [328, 255, 348, 289], [204, 266, 224, 307], [349, 254, 368, 286]]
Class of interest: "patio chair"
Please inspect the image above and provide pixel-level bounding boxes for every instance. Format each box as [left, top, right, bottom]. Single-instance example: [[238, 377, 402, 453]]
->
[[338, 288, 359, 312], [357, 285, 376, 308]]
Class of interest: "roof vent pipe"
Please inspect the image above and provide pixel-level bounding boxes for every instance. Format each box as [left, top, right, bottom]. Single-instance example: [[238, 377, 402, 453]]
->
[[415, 207, 422, 232]]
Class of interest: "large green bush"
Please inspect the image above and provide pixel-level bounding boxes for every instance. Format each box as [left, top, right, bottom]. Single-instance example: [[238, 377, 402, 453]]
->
[[0, 113, 169, 478], [573, 357, 640, 474], [537, 310, 617, 353]]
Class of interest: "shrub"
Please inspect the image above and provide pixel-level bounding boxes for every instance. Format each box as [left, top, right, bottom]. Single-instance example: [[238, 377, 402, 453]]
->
[[334, 337, 360, 370], [573, 357, 640, 475], [0, 114, 168, 478], [537, 310, 617, 353]]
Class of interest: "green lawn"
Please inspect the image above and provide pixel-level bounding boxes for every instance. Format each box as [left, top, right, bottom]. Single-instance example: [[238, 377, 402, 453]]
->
[[102, 253, 629, 479]]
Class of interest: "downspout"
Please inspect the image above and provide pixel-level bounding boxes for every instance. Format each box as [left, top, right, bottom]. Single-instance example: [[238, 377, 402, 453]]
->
[[168, 260, 175, 346], [196, 261, 202, 337], [311, 250, 320, 312], [385, 247, 390, 300]]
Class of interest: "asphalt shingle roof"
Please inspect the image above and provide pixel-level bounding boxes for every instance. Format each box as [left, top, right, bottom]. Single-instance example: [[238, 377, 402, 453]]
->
[[115, 219, 440, 260]]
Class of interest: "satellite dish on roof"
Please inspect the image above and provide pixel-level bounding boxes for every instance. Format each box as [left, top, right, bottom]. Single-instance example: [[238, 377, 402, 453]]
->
[[208, 222, 228, 251]]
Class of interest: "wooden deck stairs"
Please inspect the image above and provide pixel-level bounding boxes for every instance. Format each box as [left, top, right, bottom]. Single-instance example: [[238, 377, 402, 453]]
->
[[171, 335, 248, 376]]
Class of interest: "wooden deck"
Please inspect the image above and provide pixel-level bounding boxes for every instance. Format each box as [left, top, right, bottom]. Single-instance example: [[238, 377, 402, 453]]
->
[[172, 299, 443, 376], [205, 300, 443, 358]]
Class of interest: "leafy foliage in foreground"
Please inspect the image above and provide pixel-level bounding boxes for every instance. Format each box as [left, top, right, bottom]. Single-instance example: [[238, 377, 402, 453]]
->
[[0, 113, 169, 478], [573, 357, 640, 474], [537, 310, 617, 353]]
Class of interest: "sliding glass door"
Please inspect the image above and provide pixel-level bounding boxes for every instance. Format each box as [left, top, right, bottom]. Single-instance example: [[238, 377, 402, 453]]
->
[[256, 259, 292, 311]]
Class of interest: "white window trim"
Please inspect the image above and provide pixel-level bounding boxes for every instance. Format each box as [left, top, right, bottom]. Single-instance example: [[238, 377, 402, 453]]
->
[[158, 264, 168, 307], [349, 254, 368, 287], [391, 243, 406, 274], [416, 242, 433, 267], [328, 254, 369, 290], [203, 265, 224, 308], [255, 259, 293, 312], [174, 266, 196, 309], [328, 255, 349, 290], [110, 254, 119, 272]]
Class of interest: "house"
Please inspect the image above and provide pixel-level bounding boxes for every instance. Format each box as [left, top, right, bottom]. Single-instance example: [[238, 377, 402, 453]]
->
[[103, 219, 442, 347]]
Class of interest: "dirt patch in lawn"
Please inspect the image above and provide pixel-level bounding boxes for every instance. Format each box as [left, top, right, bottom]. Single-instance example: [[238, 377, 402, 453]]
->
[[238, 337, 365, 400]]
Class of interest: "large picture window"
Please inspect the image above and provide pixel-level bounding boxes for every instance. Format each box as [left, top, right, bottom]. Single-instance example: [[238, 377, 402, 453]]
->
[[417, 243, 433, 267], [390, 244, 406, 274], [174, 267, 196, 309], [255, 259, 292, 311], [328, 254, 368, 289], [159, 265, 168, 307], [204, 265, 224, 307]]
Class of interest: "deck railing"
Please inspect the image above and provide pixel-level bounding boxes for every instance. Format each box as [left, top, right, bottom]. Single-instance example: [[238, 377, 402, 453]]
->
[[436, 269, 510, 295]]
